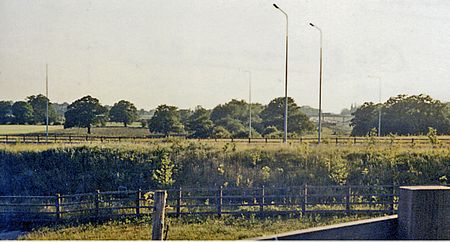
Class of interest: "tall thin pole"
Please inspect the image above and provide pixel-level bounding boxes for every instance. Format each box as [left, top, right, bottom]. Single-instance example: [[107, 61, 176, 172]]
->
[[273, 4, 289, 143], [310, 23, 323, 144], [45, 64, 49, 143], [378, 78, 381, 137], [241, 70, 252, 138]]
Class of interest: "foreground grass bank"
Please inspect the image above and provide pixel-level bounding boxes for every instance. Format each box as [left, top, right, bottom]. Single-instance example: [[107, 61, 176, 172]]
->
[[19, 214, 372, 240]]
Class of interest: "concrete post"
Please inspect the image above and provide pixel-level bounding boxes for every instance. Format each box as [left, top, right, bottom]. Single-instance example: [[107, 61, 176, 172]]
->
[[398, 186, 450, 239]]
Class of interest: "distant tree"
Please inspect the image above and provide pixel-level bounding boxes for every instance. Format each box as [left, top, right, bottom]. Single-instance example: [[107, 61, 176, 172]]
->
[[211, 99, 264, 135], [109, 100, 139, 127], [11, 101, 34, 124], [64, 96, 108, 134], [0, 101, 13, 124], [214, 117, 246, 134], [260, 97, 314, 134], [186, 106, 213, 138], [27, 94, 57, 124], [211, 99, 248, 123], [178, 109, 193, 128], [211, 126, 231, 138], [350, 102, 380, 136], [148, 105, 184, 135], [382, 94, 450, 135], [350, 94, 450, 136]]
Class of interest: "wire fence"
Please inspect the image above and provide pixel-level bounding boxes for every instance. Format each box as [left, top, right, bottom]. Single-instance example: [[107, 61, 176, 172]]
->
[[1, 134, 448, 146], [0, 185, 399, 224]]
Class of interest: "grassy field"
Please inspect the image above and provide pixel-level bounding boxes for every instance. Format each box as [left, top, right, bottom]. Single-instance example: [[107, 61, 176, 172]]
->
[[0, 125, 64, 135], [19, 214, 373, 240]]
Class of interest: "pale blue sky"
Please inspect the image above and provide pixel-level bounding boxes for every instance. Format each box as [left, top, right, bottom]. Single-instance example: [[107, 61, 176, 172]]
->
[[1, 0, 449, 113]]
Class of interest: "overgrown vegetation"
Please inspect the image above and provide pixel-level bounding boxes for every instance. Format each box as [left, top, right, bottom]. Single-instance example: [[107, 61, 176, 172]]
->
[[1, 141, 448, 196]]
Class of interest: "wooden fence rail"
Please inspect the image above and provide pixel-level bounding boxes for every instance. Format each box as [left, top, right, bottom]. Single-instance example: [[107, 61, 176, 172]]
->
[[0, 185, 401, 224], [1, 134, 449, 146]]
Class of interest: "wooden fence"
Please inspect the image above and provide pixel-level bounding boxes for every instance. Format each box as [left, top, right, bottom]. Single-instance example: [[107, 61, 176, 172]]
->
[[1, 134, 449, 146], [0, 185, 398, 224]]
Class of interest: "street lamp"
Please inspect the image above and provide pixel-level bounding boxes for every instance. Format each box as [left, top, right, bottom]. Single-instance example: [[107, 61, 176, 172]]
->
[[309, 23, 323, 144], [273, 3, 289, 143], [242, 70, 252, 139], [45, 64, 49, 143]]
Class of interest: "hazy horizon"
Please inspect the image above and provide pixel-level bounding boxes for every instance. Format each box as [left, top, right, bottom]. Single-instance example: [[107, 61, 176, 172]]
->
[[1, 0, 449, 113]]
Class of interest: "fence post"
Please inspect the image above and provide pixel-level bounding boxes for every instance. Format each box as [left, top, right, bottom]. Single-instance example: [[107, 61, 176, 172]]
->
[[22, 134, 26, 143], [152, 190, 167, 240], [55, 193, 61, 221], [345, 186, 351, 213], [231, 138, 234, 143], [37, 135, 40, 143], [260, 185, 265, 213], [353, 137, 357, 144], [95, 190, 100, 218], [69, 135, 72, 143], [390, 186, 395, 214], [265, 138, 267, 143], [85, 135, 88, 142], [5, 135, 8, 143], [335, 137, 338, 145], [136, 189, 141, 216], [176, 187, 182, 218], [302, 184, 308, 215], [248, 138, 251, 143], [217, 186, 223, 217]]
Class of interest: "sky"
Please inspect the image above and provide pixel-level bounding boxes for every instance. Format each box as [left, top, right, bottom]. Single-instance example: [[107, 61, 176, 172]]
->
[[0, 0, 449, 113]]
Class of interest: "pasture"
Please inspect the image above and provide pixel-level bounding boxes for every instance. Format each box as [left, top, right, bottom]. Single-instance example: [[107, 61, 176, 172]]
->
[[0, 125, 64, 135]]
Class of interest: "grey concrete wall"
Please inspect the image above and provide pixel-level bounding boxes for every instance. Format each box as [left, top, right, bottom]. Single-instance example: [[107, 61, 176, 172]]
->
[[398, 186, 450, 240], [255, 215, 398, 240]]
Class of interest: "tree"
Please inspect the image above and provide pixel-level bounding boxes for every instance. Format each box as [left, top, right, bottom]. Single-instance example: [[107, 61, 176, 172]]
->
[[186, 106, 213, 138], [382, 94, 450, 135], [27, 94, 57, 124], [148, 105, 184, 135], [0, 101, 13, 124], [178, 109, 193, 128], [350, 102, 379, 136], [211, 126, 231, 138], [211, 99, 264, 135], [109, 100, 139, 127], [64, 96, 108, 134], [11, 101, 34, 124], [211, 99, 248, 123], [350, 94, 450, 136], [260, 97, 314, 134]]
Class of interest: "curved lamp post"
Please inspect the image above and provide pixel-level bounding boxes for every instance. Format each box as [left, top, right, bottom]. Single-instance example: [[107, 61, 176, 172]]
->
[[309, 23, 323, 144], [273, 4, 289, 143]]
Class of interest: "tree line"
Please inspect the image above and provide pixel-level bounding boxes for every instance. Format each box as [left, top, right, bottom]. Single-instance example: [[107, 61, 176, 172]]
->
[[1, 93, 449, 137], [0, 95, 314, 137]]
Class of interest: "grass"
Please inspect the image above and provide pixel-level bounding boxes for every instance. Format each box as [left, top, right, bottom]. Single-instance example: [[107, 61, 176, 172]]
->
[[47, 126, 150, 137], [0, 125, 64, 135], [19, 214, 374, 240]]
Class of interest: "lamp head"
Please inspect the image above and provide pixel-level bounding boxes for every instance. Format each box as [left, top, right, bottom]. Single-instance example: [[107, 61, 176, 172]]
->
[[309, 23, 315, 27], [273, 4, 279, 9]]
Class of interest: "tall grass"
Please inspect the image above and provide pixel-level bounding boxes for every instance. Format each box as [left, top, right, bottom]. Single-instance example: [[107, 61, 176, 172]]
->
[[19, 214, 373, 240]]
